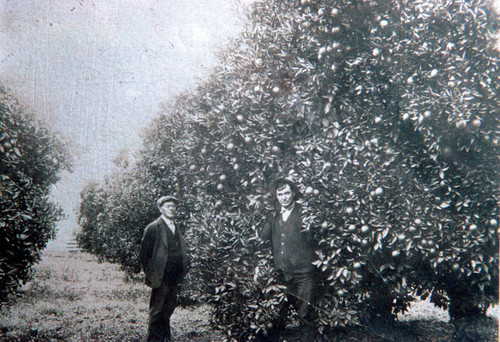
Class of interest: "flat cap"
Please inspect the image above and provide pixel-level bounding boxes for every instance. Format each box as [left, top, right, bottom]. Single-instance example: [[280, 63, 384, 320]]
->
[[157, 195, 179, 208]]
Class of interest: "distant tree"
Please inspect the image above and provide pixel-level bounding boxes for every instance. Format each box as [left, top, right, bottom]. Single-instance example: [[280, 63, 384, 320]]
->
[[0, 86, 70, 305], [77, 182, 108, 257], [76, 107, 194, 275]]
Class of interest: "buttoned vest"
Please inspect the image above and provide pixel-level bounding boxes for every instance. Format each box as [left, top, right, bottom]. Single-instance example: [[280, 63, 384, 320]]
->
[[270, 205, 316, 275], [164, 225, 182, 264]]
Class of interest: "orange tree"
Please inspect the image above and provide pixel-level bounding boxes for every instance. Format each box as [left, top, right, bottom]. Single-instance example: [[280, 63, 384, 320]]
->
[[77, 0, 499, 340], [0, 86, 70, 305], [77, 106, 193, 275], [179, 0, 499, 339], [76, 103, 206, 302]]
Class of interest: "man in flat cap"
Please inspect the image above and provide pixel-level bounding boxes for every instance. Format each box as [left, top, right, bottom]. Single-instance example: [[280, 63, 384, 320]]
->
[[260, 178, 319, 341], [140, 196, 189, 342]]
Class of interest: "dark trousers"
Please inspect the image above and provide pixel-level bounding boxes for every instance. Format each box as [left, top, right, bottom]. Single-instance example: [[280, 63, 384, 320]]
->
[[147, 261, 183, 342], [284, 271, 317, 326], [283, 271, 318, 327], [272, 270, 318, 340]]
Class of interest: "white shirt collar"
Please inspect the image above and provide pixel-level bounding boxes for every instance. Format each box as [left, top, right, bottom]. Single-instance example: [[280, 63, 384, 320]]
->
[[281, 204, 294, 222], [161, 215, 176, 234]]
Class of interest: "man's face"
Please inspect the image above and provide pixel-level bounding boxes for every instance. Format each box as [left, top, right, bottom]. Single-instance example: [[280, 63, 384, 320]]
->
[[276, 184, 295, 209], [160, 201, 176, 219]]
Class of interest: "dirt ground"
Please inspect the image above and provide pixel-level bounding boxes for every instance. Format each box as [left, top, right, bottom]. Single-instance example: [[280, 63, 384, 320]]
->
[[0, 250, 498, 341]]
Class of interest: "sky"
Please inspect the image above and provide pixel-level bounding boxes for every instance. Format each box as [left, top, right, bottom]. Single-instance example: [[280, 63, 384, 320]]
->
[[0, 0, 249, 248]]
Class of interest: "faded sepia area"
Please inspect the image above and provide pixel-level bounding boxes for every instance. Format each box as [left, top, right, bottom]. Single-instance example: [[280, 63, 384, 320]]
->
[[0, 0, 246, 249]]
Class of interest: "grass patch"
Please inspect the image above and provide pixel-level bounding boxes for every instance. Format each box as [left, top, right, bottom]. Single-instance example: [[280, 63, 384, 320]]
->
[[0, 250, 497, 341], [0, 251, 218, 342]]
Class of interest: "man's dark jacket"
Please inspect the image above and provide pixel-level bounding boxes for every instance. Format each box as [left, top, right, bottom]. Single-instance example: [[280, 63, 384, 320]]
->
[[261, 204, 316, 276], [139, 217, 189, 288]]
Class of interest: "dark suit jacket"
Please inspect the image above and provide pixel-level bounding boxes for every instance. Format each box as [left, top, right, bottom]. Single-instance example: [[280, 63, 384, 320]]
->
[[140, 217, 189, 289], [261, 204, 316, 276]]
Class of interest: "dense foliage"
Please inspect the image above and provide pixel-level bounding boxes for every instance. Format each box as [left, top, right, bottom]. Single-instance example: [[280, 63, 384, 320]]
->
[[0, 86, 70, 305], [78, 0, 499, 340]]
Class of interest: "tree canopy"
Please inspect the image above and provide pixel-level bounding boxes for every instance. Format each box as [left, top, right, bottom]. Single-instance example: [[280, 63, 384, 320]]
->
[[78, 0, 499, 339], [0, 86, 71, 305]]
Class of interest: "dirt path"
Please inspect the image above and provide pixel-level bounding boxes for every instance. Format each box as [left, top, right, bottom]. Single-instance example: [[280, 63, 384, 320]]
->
[[0, 250, 498, 341]]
